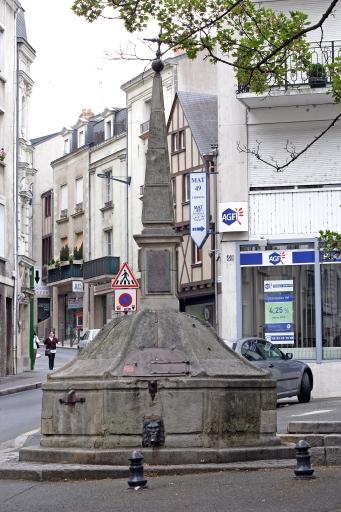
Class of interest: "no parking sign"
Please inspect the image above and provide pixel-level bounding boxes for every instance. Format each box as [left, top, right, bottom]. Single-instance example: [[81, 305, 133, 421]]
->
[[114, 288, 137, 312]]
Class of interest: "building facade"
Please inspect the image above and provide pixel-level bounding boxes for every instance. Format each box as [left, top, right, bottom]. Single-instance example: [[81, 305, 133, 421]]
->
[[217, 0, 341, 396], [0, 2, 35, 375], [168, 91, 218, 327]]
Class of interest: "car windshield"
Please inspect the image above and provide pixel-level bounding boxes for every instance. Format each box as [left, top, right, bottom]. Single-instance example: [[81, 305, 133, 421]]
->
[[257, 340, 284, 360]]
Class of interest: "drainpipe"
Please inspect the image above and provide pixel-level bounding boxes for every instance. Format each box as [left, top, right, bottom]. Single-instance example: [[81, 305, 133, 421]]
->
[[12, 5, 21, 374]]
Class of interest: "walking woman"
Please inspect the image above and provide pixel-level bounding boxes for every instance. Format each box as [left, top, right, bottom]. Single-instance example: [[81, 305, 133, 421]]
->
[[44, 330, 59, 370]]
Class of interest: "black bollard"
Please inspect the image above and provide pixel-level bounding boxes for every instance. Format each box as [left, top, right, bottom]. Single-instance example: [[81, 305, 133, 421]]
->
[[128, 450, 148, 489], [294, 439, 315, 479]]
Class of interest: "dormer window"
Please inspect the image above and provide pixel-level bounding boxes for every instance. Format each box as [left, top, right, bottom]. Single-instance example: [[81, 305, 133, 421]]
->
[[105, 120, 112, 140], [64, 137, 71, 154], [78, 129, 85, 147]]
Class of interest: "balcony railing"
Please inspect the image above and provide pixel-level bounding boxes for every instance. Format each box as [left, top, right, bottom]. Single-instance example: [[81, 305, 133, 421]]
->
[[48, 263, 83, 284], [83, 256, 120, 281], [238, 40, 341, 93]]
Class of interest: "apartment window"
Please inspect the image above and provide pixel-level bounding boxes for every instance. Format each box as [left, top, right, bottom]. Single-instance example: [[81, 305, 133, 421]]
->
[[44, 194, 51, 218], [105, 120, 112, 139], [171, 178, 176, 206], [103, 170, 113, 205], [78, 129, 85, 147], [104, 229, 113, 256], [64, 137, 71, 154], [60, 184, 68, 215], [0, 29, 4, 75], [61, 236, 68, 247], [192, 240, 202, 265], [42, 235, 52, 265], [182, 173, 190, 203], [0, 202, 4, 258], [75, 177, 83, 208], [75, 231, 83, 249], [171, 130, 186, 152]]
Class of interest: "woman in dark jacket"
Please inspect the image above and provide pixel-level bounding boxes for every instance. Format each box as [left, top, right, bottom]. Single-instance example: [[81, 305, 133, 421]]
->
[[44, 330, 59, 370]]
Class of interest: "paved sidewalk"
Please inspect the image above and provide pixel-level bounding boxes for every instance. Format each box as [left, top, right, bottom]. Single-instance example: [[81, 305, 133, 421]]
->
[[1, 465, 341, 512], [0, 345, 77, 396]]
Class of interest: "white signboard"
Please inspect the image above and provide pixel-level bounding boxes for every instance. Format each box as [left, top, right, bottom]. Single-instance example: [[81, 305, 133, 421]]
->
[[218, 202, 248, 232], [264, 280, 294, 293], [35, 285, 50, 298], [263, 250, 293, 266], [114, 288, 137, 312], [72, 281, 84, 293], [189, 172, 209, 249]]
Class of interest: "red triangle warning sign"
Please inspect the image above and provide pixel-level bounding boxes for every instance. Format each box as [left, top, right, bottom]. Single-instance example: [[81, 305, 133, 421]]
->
[[111, 262, 139, 289]]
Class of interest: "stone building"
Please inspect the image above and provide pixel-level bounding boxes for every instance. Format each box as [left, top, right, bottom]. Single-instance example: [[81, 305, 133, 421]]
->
[[0, 2, 35, 375]]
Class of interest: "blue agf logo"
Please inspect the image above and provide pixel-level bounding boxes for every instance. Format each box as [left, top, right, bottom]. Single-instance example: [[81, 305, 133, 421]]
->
[[221, 207, 244, 226], [269, 252, 281, 265]]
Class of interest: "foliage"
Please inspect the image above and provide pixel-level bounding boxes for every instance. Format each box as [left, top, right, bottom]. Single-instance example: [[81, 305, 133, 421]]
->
[[60, 244, 70, 261], [308, 63, 327, 78], [71, 0, 341, 101], [318, 230, 341, 259], [73, 243, 83, 260]]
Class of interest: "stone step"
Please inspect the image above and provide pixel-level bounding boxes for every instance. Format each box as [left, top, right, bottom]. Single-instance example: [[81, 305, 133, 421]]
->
[[19, 444, 295, 466], [287, 422, 341, 434], [0, 459, 296, 482], [279, 434, 341, 447]]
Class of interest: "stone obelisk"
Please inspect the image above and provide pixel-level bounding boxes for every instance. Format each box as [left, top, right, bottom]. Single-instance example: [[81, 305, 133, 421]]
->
[[134, 55, 182, 311]]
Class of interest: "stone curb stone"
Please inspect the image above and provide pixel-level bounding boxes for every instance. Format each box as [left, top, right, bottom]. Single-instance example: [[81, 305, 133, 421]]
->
[[0, 382, 42, 397]]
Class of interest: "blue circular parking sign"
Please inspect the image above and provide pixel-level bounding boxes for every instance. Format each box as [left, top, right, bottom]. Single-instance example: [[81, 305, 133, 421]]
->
[[119, 292, 133, 308]]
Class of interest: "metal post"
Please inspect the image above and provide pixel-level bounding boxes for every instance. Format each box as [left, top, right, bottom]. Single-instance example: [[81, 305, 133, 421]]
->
[[294, 439, 315, 479], [314, 240, 322, 363], [127, 450, 147, 489]]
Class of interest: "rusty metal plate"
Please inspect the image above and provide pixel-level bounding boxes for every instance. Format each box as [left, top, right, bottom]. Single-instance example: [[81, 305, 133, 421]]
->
[[122, 348, 191, 376]]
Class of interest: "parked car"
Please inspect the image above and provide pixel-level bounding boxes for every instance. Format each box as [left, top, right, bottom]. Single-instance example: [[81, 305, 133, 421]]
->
[[78, 329, 100, 352], [227, 337, 313, 402]]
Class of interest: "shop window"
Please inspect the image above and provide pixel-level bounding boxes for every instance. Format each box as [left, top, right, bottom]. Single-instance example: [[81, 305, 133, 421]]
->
[[242, 264, 316, 360], [321, 263, 341, 360]]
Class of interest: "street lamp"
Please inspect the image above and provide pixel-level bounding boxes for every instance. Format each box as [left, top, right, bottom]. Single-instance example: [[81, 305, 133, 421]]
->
[[97, 171, 131, 186]]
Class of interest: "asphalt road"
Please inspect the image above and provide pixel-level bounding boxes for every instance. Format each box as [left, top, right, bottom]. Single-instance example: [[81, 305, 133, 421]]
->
[[277, 396, 341, 432], [0, 348, 76, 446], [2, 468, 341, 512]]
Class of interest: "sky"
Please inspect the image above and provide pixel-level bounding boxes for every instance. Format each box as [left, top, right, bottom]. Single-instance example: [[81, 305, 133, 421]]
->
[[23, 0, 152, 138]]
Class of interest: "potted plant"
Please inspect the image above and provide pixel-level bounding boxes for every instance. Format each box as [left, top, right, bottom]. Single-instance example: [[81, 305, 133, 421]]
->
[[307, 63, 327, 88], [0, 148, 6, 162]]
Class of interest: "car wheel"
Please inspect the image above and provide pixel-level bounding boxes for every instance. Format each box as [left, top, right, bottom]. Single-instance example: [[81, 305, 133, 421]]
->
[[297, 372, 311, 403]]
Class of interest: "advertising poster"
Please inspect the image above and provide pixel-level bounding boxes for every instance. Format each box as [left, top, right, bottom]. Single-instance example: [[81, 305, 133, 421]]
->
[[264, 280, 294, 344]]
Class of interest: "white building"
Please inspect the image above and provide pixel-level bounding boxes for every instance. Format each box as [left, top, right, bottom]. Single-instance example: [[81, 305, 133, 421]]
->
[[217, 0, 341, 397], [0, 2, 35, 375]]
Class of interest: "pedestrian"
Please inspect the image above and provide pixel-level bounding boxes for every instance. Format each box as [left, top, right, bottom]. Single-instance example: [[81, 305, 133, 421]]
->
[[32, 331, 40, 369], [44, 330, 59, 370]]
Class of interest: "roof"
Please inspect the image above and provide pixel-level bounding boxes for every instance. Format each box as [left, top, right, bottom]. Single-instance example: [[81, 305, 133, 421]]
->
[[176, 91, 218, 156], [16, 7, 27, 40], [31, 133, 60, 146]]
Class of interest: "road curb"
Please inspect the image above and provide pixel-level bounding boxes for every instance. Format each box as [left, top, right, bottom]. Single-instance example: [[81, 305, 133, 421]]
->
[[0, 459, 296, 482], [0, 382, 42, 397]]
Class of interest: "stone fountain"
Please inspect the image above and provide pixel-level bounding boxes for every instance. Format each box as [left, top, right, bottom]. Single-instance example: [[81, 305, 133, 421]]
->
[[20, 55, 281, 466]]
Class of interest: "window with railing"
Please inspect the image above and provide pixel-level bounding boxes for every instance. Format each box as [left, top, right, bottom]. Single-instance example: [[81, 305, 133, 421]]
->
[[238, 40, 341, 93]]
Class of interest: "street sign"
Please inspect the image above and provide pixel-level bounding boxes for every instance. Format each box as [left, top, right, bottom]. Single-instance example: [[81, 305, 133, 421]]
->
[[72, 281, 84, 293], [111, 262, 139, 289], [189, 172, 209, 248], [114, 288, 137, 312], [218, 202, 248, 232]]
